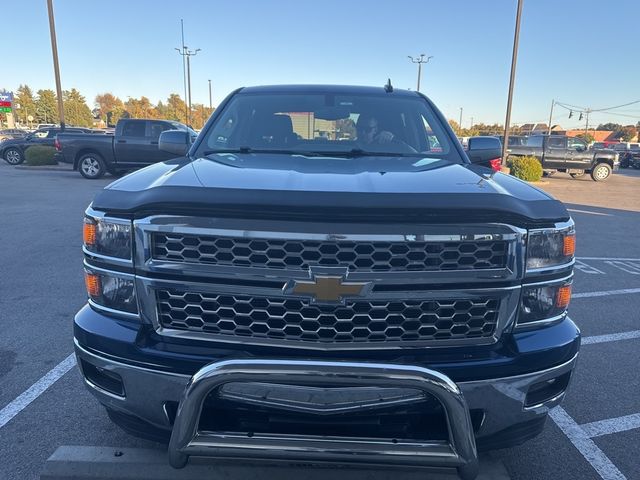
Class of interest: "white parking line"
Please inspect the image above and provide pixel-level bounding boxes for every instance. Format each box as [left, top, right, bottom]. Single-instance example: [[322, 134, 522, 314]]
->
[[573, 288, 640, 299], [581, 330, 640, 345], [605, 261, 640, 275], [581, 413, 640, 438], [567, 208, 612, 216], [0, 353, 76, 430], [576, 257, 640, 262], [549, 406, 626, 480]]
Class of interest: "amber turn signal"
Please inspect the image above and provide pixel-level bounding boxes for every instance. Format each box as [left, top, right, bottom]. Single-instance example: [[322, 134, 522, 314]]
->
[[83, 220, 96, 246], [556, 285, 572, 309], [85, 272, 101, 298], [563, 234, 576, 257]]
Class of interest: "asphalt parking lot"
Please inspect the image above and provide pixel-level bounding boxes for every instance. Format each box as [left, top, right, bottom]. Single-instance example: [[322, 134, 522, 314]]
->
[[0, 163, 639, 480]]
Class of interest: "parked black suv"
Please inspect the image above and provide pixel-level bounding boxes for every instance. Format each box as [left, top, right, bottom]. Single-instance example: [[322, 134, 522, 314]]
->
[[75, 85, 579, 479], [1, 127, 93, 165]]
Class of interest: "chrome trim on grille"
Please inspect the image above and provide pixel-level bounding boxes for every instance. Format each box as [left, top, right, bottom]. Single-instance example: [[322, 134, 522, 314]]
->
[[130, 216, 526, 349]]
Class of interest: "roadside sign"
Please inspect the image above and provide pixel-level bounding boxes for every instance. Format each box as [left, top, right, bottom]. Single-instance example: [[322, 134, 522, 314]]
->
[[0, 101, 11, 107], [0, 107, 12, 113], [0, 92, 13, 115]]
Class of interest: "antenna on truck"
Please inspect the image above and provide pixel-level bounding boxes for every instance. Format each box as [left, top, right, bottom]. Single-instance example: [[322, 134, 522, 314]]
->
[[384, 78, 393, 93]]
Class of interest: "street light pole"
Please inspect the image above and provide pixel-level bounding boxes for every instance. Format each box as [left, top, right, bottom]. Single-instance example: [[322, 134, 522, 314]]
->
[[408, 54, 433, 92], [46, 0, 65, 128], [547, 99, 554, 136], [459, 107, 463, 131], [175, 47, 200, 127], [208, 79, 212, 109], [501, 0, 524, 162]]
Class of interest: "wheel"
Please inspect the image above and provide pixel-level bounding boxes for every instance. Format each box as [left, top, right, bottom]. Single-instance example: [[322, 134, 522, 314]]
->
[[78, 153, 106, 179], [4, 147, 24, 165], [543, 170, 555, 177], [590, 163, 612, 181], [569, 170, 585, 178]]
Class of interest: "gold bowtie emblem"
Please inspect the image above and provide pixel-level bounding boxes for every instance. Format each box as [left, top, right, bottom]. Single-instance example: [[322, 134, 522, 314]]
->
[[291, 275, 370, 303]]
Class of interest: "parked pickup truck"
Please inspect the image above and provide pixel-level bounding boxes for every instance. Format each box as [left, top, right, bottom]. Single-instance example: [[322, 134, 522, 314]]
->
[[75, 85, 580, 479], [56, 118, 196, 178], [507, 134, 619, 181]]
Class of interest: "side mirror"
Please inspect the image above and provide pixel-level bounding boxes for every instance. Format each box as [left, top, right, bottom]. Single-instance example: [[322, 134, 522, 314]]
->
[[159, 130, 191, 156], [467, 136, 502, 165]]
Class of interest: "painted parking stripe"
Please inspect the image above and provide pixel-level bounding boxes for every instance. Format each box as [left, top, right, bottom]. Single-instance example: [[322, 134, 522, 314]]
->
[[567, 208, 612, 216], [574, 260, 605, 275], [581, 413, 640, 438], [581, 330, 640, 345], [605, 261, 640, 275], [576, 257, 640, 262], [0, 353, 76, 430], [572, 288, 640, 299], [549, 407, 626, 480]]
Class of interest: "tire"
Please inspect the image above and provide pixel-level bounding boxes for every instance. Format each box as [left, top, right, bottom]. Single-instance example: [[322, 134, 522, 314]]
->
[[4, 147, 24, 165], [590, 163, 612, 182], [78, 153, 106, 179], [570, 170, 585, 178], [543, 170, 555, 177]]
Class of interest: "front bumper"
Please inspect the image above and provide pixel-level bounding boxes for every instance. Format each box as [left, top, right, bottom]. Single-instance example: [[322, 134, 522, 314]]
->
[[75, 326, 578, 477]]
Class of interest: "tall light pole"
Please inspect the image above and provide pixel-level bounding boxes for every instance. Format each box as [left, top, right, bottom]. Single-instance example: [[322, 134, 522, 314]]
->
[[408, 54, 433, 92], [175, 46, 200, 126], [46, 0, 65, 128], [502, 0, 524, 162], [208, 79, 212, 109], [178, 20, 188, 124], [459, 107, 463, 130], [547, 99, 555, 135]]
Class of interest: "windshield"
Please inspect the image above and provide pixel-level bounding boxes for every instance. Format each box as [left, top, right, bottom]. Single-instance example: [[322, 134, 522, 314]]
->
[[197, 92, 461, 163]]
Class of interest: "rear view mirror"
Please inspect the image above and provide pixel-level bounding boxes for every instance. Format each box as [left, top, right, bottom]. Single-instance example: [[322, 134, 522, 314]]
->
[[467, 136, 502, 165], [314, 106, 350, 121], [159, 130, 191, 156]]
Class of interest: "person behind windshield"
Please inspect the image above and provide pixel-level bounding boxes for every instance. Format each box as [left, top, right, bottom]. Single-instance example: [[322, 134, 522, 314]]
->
[[356, 114, 394, 145]]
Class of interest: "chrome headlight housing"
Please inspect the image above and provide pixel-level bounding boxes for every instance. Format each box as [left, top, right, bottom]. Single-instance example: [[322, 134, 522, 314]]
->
[[526, 222, 575, 270], [85, 268, 138, 315], [517, 278, 572, 327], [83, 214, 132, 260]]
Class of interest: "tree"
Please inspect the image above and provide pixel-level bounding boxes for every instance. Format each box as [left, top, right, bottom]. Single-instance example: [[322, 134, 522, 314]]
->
[[95, 92, 125, 126], [614, 126, 637, 142], [596, 123, 622, 131], [35, 89, 58, 124], [63, 88, 93, 127], [15, 84, 36, 126], [576, 133, 595, 143], [448, 119, 461, 136], [124, 96, 159, 119], [166, 94, 188, 124]]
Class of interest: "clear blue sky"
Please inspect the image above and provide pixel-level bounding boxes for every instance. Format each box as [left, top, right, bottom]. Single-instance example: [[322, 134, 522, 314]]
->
[[2, 0, 639, 128]]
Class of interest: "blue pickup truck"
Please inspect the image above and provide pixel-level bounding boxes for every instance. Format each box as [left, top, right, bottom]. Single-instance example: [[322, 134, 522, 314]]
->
[[75, 84, 579, 479]]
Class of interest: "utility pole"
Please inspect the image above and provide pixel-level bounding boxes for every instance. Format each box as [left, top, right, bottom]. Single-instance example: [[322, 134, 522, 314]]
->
[[459, 107, 463, 131], [46, 0, 65, 128], [408, 54, 433, 92], [501, 0, 524, 162], [179, 20, 188, 125], [470, 117, 474, 129], [175, 47, 200, 127], [547, 99, 555, 135], [584, 109, 591, 140], [208, 79, 212, 109]]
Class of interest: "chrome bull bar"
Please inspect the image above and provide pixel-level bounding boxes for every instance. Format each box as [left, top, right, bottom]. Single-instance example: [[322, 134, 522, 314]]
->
[[167, 359, 479, 480]]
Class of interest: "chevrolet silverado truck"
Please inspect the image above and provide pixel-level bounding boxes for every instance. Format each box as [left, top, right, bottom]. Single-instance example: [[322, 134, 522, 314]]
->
[[508, 134, 619, 181], [56, 118, 196, 179], [75, 85, 580, 480]]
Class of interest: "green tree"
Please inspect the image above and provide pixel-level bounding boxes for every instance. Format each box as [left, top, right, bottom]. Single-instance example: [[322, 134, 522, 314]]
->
[[63, 88, 93, 127], [166, 93, 187, 124], [15, 84, 36, 126], [35, 89, 59, 124], [596, 123, 622, 131], [614, 126, 637, 142]]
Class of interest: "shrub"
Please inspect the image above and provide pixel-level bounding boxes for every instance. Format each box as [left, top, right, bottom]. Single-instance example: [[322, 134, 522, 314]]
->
[[25, 145, 57, 166], [507, 155, 543, 182]]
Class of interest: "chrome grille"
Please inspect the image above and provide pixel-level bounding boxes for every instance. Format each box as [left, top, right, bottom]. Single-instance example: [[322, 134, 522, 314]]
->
[[152, 234, 509, 272], [156, 289, 500, 345]]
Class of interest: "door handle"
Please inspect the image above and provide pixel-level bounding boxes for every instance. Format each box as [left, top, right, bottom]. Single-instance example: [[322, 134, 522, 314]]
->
[[117, 139, 127, 143], [150, 141, 158, 145]]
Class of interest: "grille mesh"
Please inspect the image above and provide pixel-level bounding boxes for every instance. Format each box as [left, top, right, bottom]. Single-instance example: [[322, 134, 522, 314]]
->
[[157, 289, 499, 345], [152, 234, 508, 272]]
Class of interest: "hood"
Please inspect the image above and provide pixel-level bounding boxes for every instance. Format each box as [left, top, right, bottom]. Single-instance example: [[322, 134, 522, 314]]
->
[[92, 154, 568, 227]]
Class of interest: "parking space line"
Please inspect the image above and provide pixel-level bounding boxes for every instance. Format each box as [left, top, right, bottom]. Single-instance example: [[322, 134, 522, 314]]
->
[[581, 330, 640, 345], [567, 209, 612, 216], [576, 257, 640, 262], [549, 406, 626, 480], [0, 353, 76, 430], [572, 288, 640, 299], [581, 413, 640, 438]]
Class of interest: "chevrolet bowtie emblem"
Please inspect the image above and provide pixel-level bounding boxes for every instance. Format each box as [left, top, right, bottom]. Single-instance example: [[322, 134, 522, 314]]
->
[[286, 271, 370, 304]]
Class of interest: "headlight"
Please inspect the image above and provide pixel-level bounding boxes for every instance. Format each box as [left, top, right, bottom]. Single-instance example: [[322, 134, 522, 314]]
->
[[526, 224, 575, 270], [517, 280, 571, 327], [84, 216, 132, 259], [85, 269, 137, 314]]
